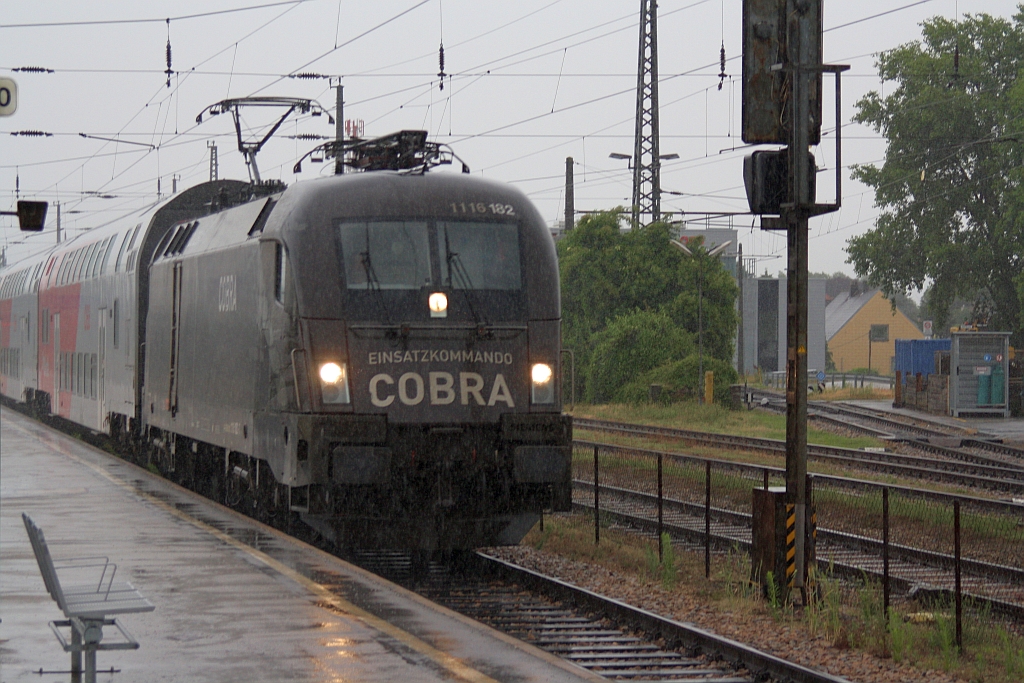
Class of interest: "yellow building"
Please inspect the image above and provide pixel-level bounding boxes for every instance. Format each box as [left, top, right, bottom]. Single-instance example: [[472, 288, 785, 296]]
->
[[825, 285, 923, 374]]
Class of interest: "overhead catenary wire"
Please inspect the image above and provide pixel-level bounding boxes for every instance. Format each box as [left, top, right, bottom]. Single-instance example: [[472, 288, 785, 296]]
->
[[1, 0, 981, 253]]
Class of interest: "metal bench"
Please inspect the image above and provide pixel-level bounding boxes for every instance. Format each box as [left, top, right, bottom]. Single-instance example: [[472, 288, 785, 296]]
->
[[22, 513, 154, 683]]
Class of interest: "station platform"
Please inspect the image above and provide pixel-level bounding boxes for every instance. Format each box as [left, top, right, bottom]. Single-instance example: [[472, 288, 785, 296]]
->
[[843, 399, 1024, 443], [0, 408, 602, 683]]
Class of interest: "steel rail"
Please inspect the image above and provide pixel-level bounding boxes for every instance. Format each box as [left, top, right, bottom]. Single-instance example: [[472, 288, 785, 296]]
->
[[573, 420, 1024, 492], [574, 439, 1024, 517], [474, 553, 852, 683], [574, 481, 1024, 590]]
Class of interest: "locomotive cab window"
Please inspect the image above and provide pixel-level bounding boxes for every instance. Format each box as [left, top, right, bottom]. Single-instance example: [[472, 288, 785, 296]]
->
[[336, 217, 525, 321], [437, 222, 521, 291], [339, 221, 432, 290]]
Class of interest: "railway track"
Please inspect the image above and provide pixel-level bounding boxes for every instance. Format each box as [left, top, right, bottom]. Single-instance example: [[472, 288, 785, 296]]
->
[[747, 389, 1024, 467], [573, 417, 1024, 495], [569, 481, 1024, 619], [349, 550, 849, 683]]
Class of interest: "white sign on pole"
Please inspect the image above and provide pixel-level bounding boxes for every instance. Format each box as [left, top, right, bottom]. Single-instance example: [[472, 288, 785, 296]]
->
[[0, 78, 18, 117], [923, 320, 933, 338]]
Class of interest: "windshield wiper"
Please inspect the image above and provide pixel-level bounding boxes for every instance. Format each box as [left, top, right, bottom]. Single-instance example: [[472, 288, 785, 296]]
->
[[442, 227, 485, 326], [360, 248, 393, 325]]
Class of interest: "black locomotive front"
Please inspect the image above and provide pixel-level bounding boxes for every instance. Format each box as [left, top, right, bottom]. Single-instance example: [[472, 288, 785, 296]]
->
[[266, 171, 570, 550]]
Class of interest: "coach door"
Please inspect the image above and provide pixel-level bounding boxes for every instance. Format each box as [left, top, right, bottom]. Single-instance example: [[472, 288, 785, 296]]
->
[[52, 313, 60, 402], [168, 262, 183, 418], [98, 309, 106, 427]]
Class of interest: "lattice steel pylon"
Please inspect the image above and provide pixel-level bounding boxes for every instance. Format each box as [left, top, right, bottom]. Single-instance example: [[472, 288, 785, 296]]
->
[[632, 0, 661, 226]]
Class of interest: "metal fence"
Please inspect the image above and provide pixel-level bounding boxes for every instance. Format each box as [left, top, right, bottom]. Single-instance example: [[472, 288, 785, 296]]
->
[[565, 439, 1024, 646]]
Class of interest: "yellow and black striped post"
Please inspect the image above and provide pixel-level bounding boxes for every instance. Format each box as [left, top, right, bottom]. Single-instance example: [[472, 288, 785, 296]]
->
[[785, 503, 797, 587]]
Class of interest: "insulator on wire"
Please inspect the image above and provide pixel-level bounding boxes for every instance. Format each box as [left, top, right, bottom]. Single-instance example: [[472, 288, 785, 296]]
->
[[438, 44, 446, 91], [718, 43, 726, 90], [165, 19, 173, 88]]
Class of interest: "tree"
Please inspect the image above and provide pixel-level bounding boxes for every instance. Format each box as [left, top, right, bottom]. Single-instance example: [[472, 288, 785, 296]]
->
[[848, 9, 1024, 344], [557, 211, 738, 402]]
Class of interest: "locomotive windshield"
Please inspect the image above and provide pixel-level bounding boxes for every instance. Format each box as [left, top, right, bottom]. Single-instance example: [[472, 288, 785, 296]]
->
[[337, 219, 521, 291], [438, 222, 521, 291], [339, 221, 432, 290]]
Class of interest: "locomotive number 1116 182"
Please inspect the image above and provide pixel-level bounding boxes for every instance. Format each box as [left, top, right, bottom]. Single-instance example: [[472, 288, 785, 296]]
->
[[450, 202, 515, 216]]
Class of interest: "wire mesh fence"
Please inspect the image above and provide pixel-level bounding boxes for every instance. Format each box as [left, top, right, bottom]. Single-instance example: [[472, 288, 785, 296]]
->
[[568, 438, 1024, 636]]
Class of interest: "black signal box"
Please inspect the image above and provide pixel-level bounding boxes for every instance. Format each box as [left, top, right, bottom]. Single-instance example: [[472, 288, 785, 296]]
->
[[17, 200, 48, 231], [743, 149, 816, 215]]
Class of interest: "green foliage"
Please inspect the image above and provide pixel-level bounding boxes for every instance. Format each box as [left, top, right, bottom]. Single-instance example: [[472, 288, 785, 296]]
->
[[644, 533, 678, 589], [807, 569, 845, 647], [558, 211, 738, 403], [997, 626, 1024, 676], [849, 10, 1024, 343], [585, 310, 693, 403], [616, 354, 737, 405], [888, 608, 912, 663]]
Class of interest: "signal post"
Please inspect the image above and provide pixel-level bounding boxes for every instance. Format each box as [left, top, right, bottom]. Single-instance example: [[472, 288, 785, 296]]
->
[[742, 0, 847, 603]]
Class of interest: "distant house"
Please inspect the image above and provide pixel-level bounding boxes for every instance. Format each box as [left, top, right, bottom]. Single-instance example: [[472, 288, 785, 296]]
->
[[825, 283, 923, 374]]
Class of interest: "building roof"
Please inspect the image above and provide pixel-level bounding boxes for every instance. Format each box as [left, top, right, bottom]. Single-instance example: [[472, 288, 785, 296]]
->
[[825, 287, 878, 340]]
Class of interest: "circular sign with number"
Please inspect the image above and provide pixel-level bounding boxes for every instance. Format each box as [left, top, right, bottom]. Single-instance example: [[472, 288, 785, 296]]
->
[[997, 354, 1004, 362], [0, 77, 18, 117]]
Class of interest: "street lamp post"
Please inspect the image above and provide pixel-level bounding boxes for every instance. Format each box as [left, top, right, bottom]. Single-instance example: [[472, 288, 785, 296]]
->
[[671, 238, 731, 403], [609, 152, 679, 225]]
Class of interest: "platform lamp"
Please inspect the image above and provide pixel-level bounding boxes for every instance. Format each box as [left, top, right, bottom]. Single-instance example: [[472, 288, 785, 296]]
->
[[670, 238, 732, 403]]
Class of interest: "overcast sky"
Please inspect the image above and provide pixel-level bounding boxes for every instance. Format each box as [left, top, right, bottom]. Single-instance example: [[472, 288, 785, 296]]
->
[[2, 0, 1020, 283]]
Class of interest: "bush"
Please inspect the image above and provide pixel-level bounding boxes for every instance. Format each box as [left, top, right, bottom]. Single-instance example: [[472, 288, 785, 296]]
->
[[585, 310, 694, 403], [617, 354, 738, 405]]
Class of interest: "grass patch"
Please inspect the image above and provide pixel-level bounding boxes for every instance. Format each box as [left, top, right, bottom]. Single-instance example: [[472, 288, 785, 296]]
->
[[570, 401, 887, 451]]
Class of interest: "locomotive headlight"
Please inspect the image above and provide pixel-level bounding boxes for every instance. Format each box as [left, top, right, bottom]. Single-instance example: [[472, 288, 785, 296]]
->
[[320, 362, 344, 384], [531, 363, 555, 404], [429, 292, 448, 318], [319, 362, 351, 404]]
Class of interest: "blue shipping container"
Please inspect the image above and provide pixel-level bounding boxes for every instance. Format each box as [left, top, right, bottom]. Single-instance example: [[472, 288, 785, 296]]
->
[[894, 338, 951, 383]]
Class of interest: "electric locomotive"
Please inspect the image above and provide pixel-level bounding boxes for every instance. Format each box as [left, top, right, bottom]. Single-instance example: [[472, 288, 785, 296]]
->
[[2, 131, 571, 552]]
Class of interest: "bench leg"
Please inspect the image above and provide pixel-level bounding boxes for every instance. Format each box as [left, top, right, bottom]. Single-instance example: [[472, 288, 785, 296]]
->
[[71, 627, 82, 683]]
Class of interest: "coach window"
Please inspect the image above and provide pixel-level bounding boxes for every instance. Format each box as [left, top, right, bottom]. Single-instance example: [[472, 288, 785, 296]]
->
[[70, 248, 85, 282], [87, 240, 102, 278], [81, 243, 98, 281], [57, 255, 68, 285], [72, 248, 86, 282], [83, 243, 98, 279], [100, 235, 117, 274], [115, 231, 131, 271], [274, 243, 287, 304]]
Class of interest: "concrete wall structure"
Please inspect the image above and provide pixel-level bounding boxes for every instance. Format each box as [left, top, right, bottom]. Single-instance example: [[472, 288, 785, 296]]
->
[[739, 277, 825, 376]]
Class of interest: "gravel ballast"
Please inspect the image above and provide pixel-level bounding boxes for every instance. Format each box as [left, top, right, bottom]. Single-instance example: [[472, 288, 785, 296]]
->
[[486, 544, 968, 683]]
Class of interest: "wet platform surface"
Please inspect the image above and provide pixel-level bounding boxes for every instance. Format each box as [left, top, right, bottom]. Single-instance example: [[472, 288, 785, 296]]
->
[[0, 408, 601, 683]]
